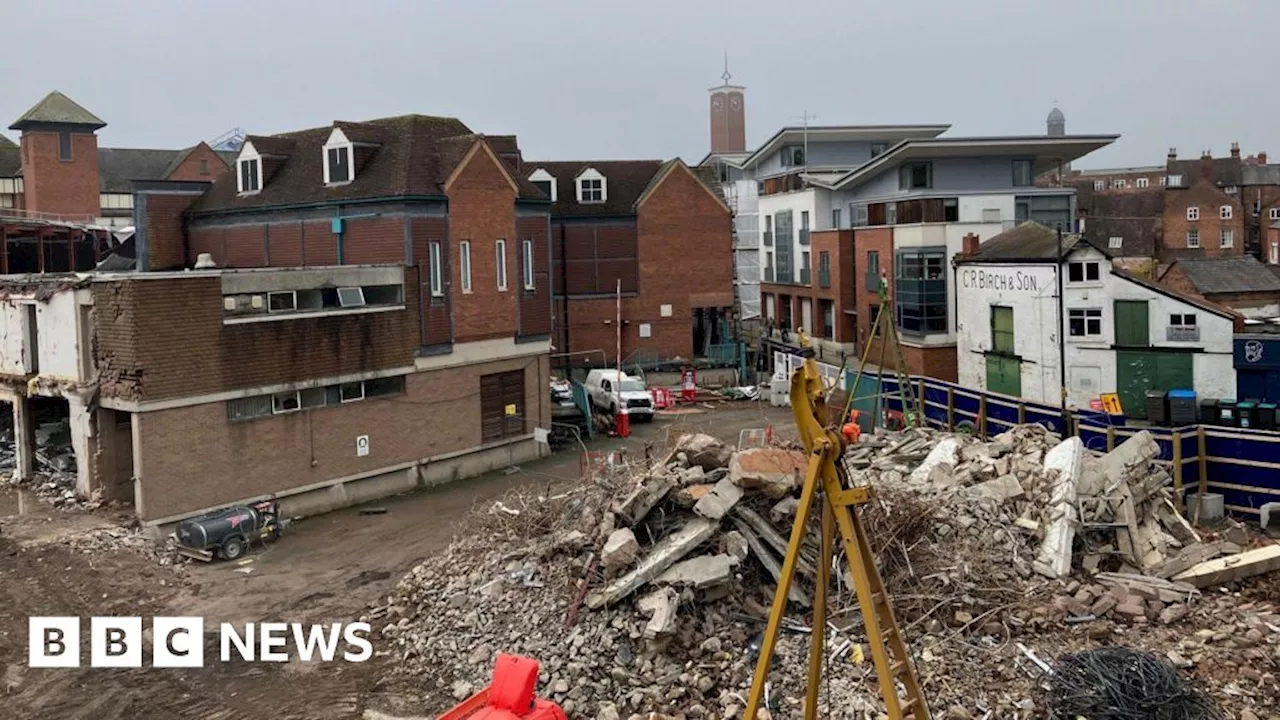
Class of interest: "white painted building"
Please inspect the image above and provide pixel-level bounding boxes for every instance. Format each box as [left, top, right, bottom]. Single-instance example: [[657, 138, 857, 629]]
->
[[955, 222, 1237, 418]]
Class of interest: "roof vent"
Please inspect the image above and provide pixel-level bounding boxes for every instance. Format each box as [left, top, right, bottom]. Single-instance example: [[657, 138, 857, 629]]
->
[[193, 253, 217, 270]]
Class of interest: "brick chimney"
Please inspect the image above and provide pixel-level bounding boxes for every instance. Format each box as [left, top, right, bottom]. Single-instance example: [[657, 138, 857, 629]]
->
[[962, 232, 980, 255], [1261, 151, 1269, 165], [1231, 141, 1241, 159], [1199, 150, 1215, 181], [10, 91, 105, 222], [1168, 147, 1177, 161]]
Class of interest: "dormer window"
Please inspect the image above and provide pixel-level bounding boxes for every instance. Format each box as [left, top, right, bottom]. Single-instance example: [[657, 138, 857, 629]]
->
[[528, 168, 557, 202], [576, 168, 606, 204], [323, 128, 355, 186], [236, 141, 262, 195]]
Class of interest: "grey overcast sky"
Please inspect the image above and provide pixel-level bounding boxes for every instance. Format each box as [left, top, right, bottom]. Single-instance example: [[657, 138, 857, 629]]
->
[[5, 0, 1277, 169]]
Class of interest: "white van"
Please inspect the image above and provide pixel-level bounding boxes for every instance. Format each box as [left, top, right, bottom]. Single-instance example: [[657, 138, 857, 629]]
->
[[583, 369, 654, 421]]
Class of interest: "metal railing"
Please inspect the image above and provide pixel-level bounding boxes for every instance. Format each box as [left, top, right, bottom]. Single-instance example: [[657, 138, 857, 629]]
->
[[819, 267, 831, 288], [763, 230, 773, 247], [799, 228, 810, 246], [799, 267, 811, 285], [763, 265, 775, 282]]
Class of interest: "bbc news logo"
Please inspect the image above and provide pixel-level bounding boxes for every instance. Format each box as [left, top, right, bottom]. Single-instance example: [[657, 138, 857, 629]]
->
[[29, 617, 373, 668]]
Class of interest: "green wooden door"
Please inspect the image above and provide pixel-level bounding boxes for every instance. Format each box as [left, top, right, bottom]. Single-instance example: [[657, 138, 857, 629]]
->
[[1116, 351, 1194, 418], [1114, 300, 1150, 347], [985, 306, 1021, 396]]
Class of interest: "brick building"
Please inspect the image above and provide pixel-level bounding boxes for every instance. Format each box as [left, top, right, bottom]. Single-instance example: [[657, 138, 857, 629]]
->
[[1161, 148, 1245, 261], [520, 159, 733, 367], [1, 106, 555, 527], [1157, 255, 1280, 318]]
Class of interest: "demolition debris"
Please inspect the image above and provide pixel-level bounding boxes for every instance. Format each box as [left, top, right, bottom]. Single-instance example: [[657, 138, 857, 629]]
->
[[376, 427, 1280, 718]]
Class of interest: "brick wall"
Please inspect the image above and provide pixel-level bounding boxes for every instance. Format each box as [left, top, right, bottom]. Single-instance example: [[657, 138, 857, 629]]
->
[[1157, 263, 1202, 299], [516, 215, 552, 337], [807, 229, 856, 342], [139, 192, 201, 271], [447, 144, 519, 343], [133, 353, 550, 521], [854, 227, 894, 346], [93, 275, 421, 402], [344, 217, 405, 265], [1162, 179, 1245, 259], [411, 217, 451, 347], [165, 144, 231, 183], [19, 130, 100, 219]]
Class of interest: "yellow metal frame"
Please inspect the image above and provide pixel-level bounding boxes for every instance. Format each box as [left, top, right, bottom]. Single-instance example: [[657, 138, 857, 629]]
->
[[744, 339, 929, 719]]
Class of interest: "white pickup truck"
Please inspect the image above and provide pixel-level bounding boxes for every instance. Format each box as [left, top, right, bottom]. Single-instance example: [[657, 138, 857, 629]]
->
[[583, 369, 654, 421]]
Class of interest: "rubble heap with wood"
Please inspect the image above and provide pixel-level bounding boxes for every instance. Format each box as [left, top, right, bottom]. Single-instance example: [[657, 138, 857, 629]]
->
[[374, 428, 1280, 719]]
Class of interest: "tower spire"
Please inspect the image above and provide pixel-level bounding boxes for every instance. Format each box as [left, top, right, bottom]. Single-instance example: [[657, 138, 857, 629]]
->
[[722, 50, 731, 86]]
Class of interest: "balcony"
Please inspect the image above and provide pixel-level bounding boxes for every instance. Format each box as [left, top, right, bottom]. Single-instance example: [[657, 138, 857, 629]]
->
[[774, 266, 793, 284], [763, 265, 775, 282], [799, 229, 810, 246], [819, 267, 830, 289], [763, 230, 773, 247], [799, 267, 811, 285]]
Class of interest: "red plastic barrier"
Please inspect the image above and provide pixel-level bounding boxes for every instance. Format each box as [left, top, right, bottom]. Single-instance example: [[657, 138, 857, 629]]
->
[[437, 654, 566, 720]]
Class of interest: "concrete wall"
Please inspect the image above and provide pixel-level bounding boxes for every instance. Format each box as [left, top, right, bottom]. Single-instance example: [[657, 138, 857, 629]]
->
[[0, 287, 91, 381], [757, 140, 876, 177], [956, 247, 1236, 407], [846, 157, 1076, 206], [758, 189, 817, 282]]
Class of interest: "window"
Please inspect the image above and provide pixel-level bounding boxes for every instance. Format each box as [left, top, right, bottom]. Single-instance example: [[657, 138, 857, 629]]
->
[[59, 131, 72, 161], [818, 251, 831, 288], [1186, 206, 1199, 221], [337, 287, 365, 307], [1068, 308, 1102, 338], [239, 158, 260, 193], [1271, 208, 1280, 221], [1170, 313, 1196, 326], [1219, 205, 1232, 220], [782, 145, 805, 167], [1221, 228, 1234, 248], [944, 198, 959, 222], [227, 396, 272, 422], [272, 391, 301, 414], [1012, 159, 1034, 187], [326, 146, 351, 184], [496, 239, 508, 290], [522, 239, 535, 291], [99, 193, 134, 210], [1224, 186, 1238, 195], [868, 304, 882, 337], [528, 168, 557, 202], [821, 300, 835, 339], [1187, 229, 1200, 248], [1111, 178, 1127, 190], [1168, 174, 1183, 187], [200, 158, 210, 176], [853, 204, 868, 227], [899, 162, 932, 190], [1159, 176, 1167, 186], [886, 202, 897, 225], [459, 240, 472, 293], [577, 169, 605, 203], [763, 215, 773, 245], [1067, 262, 1100, 283], [800, 250, 810, 284], [364, 376, 405, 397], [1109, 236, 1123, 249], [533, 180, 552, 198], [800, 211, 809, 229], [1093, 180, 1105, 191], [299, 387, 327, 408], [991, 306, 1015, 354], [339, 382, 365, 403], [430, 241, 444, 297], [268, 291, 297, 312], [870, 142, 888, 158], [895, 249, 947, 334], [1136, 177, 1149, 188], [832, 208, 841, 228], [865, 250, 880, 289]]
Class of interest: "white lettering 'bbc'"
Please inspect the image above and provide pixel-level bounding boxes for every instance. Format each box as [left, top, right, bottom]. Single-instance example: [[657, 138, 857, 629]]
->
[[153, 617, 204, 668], [29, 617, 80, 668], [91, 617, 143, 668]]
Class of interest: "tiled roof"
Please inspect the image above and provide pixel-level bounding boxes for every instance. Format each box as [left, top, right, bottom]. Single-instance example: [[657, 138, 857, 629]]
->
[[0, 134, 14, 149], [0, 146, 19, 177], [520, 160, 665, 217], [9, 91, 106, 130], [1115, 267, 1237, 319], [1176, 256, 1280, 295], [955, 221, 1087, 263], [1082, 217, 1158, 259], [1243, 164, 1280, 186], [192, 116, 544, 213], [1166, 156, 1242, 187], [97, 148, 185, 192]]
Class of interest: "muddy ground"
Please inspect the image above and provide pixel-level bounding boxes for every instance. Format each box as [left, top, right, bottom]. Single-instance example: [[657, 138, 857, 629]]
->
[[0, 402, 790, 719]]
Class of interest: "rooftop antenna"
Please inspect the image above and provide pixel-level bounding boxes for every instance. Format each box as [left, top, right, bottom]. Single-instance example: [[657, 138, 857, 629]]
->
[[792, 111, 817, 171], [722, 50, 732, 86]]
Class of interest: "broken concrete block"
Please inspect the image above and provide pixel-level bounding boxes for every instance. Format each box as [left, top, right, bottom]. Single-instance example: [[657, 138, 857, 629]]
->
[[587, 519, 717, 609], [1159, 603, 1190, 625], [719, 530, 749, 564], [672, 483, 714, 508], [909, 438, 960, 484], [1014, 517, 1041, 534], [972, 474, 1025, 502], [1186, 492, 1224, 522], [1260, 502, 1280, 534], [728, 447, 807, 499], [1114, 602, 1147, 621], [693, 477, 744, 521], [679, 465, 707, 487], [1033, 437, 1083, 579], [601, 528, 640, 570], [675, 433, 734, 470], [636, 587, 679, 638], [769, 496, 799, 524], [1173, 544, 1280, 589], [612, 474, 675, 526], [654, 554, 734, 589]]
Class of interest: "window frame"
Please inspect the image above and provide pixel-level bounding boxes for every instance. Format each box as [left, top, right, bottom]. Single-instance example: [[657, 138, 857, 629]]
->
[[272, 391, 301, 415], [496, 239, 508, 291], [1068, 308, 1103, 338], [1186, 206, 1199, 221], [59, 131, 72, 161], [1067, 261, 1100, 283], [1108, 236, 1123, 250], [576, 169, 606, 204], [521, 238, 535, 291], [1187, 229, 1200, 249], [457, 240, 472, 294], [1220, 205, 1233, 220], [1135, 177, 1149, 188], [429, 241, 444, 297], [1270, 207, 1280, 221], [339, 381, 365, 403], [832, 208, 841, 228], [899, 162, 933, 190], [894, 247, 948, 335], [267, 290, 297, 313], [1093, 180, 1105, 191], [238, 157, 261, 194], [1011, 159, 1034, 187], [1170, 313, 1196, 326], [1220, 228, 1234, 248], [325, 144, 352, 185]]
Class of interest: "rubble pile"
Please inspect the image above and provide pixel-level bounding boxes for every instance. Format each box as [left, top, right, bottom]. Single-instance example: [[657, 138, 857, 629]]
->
[[375, 428, 1280, 717], [0, 414, 94, 510]]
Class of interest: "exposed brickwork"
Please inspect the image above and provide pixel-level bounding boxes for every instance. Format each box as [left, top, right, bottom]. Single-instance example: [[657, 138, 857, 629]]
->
[[133, 353, 550, 521], [267, 222, 304, 266], [853, 227, 894, 346], [760, 230, 856, 344], [140, 193, 200, 270], [344, 217, 405, 265], [92, 276, 420, 402], [1245, 184, 1280, 256], [447, 144, 520, 344], [223, 225, 268, 267], [19, 130, 100, 219], [1162, 178, 1245, 260], [165, 143, 231, 183], [516, 215, 552, 337], [411, 217, 452, 347], [1157, 263, 1201, 298]]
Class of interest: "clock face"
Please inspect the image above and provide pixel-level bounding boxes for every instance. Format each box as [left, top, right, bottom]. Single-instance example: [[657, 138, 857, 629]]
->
[[712, 96, 724, 110], [730, 97, 741, 110]]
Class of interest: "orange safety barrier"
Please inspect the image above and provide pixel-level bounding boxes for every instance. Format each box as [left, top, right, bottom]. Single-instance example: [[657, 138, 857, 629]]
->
[[438, 654, 566, 720]]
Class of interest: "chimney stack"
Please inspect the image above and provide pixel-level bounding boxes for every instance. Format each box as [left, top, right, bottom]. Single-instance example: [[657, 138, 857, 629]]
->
[[1200, 150, 1215, 181], [962, 233, 980, 255], [1168, 148, 1177, 161], [1261, 151, 1269, 165], [1231, 141, 1240, 159]]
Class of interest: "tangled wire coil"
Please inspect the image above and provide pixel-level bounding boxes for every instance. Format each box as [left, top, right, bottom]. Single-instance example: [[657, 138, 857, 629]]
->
[[1045, 647, 1224, 720]]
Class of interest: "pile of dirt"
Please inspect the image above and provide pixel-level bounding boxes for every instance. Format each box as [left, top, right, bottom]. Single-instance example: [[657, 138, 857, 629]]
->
[[373, 428, 1280, 718]]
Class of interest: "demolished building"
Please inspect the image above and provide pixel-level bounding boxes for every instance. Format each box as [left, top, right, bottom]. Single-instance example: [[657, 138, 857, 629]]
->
[[1, 94, 555, 527]]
